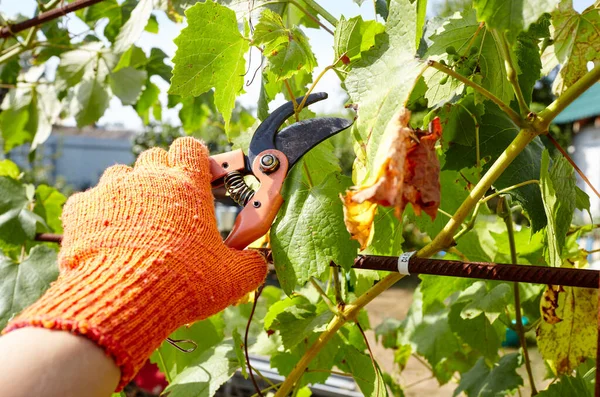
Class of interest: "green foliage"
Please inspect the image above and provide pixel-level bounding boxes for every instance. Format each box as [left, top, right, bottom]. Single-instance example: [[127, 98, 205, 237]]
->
[[1, 0, 600, 395], [170, 0, 249, 127], [0, 245, 58, 329], [253, 9, 317, 80], [454, 353, 523, 397]]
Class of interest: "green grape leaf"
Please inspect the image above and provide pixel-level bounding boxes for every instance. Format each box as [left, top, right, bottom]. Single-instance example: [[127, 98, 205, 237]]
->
[[0, 177, 46, 245], [446, 101, 546, 232], [136, 82, 160, 124], [537, 372, 594, 396], [145, 14, 159, 33], [453, 353, 523, 397], [449, 302, 502, 360], [57, 43, 116, 127], [33, 185, 66, 234], [436, 95, 483, 146], [415, 0, 427, 49], [375, 0, 390, 20], [253, 9, 316, 81], [420, 275, 473, 314], [410, 310, 461, 369], [109, 67, 148, 105], [345, 0, 424, 183], [150, 315, 225, 380], [0, 160, 20, 179], [422, 10, 514, 106], [549, 1, 600, 94], [231, 328, 248, 379], [457, 281, 511, 323], [271, 302, 333, 349], [540, 150, 576, 267], [338, 346, 387, 397], [113, 0, 154, 53], [258, 68, 312, 120], [0, 108, 30, 152], [264, 295, 310, 330], [333, 16, 385, 68], [179, 92, 215, 134], [0, 246, 58, 329], [575, 186, 592, 222], [114, 45, 148, 72], [164, 340, 239, 397], [492, 227, 546, 265], [537, 286, 597, 375], [146, 48, 173, 82], [271, 169, 358, 295], [514, 14, 550, 104], [360, 206, 404, 256], [170, 0, 249, 128], [473, 0, 559, 42]]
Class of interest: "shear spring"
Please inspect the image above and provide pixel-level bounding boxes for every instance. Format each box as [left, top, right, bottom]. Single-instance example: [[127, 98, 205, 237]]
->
[[224, 171, 255, 206]]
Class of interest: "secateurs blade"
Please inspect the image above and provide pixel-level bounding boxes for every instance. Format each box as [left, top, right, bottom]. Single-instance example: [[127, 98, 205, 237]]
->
[[209, 92, 354, 249]]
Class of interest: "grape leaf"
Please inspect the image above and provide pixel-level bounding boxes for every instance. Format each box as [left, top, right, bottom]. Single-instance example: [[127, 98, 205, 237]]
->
[[514, 14, 550, 104], [264, 295, 310, 330], [458, 282, 511, 324], [345, 0, 424, 184], [359, 206, 404, 256], [163, 340, 239, 397], [0, 108, 29, 152], [453, 353, 523, 397], [537, 372, 593, 396], [253, 9, 317, 81], [136, 82, 160, 124], [33, 185, 66, 234], [270, 169, 358, 295], [146, 48, 173, 82], [114, 45, 148, 72], [575, 186, 592, 222], [436, 94, 483, 146], [0, 177, 46, 245], [270, 302, 333, 349], [170, 0, 249, 127], [492, 227, 546, 265], [537, 286, 597, 375], [150, 315, 225, 380], [422, 10, 514, 106], [540, 150, 576, 267], [0, 246, 58, 329], [109, 67, 147, 105], [473, 0, 559, 42], [449, 302, 502, 360], [549, 1, 600, 94], [338, 345, 387, 397], [410, 310, 461, 369], [446, 101, 546, 232], [420, 275, 473, 314], [113, 0, 154, 53], [334, 16, 385, 68], [57, 43, 116, 127]]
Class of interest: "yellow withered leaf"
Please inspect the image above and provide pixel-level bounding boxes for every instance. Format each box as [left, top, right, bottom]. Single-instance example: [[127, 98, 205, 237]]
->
[[537, 286, 597, 375]]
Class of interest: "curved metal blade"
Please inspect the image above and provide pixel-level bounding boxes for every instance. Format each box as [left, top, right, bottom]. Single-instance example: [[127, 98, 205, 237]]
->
[[248, 92, 328, 168], [274, 117, 354, 167]]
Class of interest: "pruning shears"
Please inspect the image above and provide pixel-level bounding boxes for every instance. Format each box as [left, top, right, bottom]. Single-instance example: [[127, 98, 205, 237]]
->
[[209, 92, 353, 249]]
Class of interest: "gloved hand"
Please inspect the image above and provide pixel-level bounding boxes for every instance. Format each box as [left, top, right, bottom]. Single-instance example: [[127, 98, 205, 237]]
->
[[3, 137, 267, 390]]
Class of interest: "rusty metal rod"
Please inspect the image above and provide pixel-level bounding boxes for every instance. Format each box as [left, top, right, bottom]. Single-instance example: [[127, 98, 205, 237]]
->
[[354, 255, 599, 289], [36, 234, 599, 289], [0, 0, 106, 39]]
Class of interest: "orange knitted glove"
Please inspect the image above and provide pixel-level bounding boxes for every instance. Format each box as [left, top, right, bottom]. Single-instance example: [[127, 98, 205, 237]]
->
[[2, 137, 267, 390]]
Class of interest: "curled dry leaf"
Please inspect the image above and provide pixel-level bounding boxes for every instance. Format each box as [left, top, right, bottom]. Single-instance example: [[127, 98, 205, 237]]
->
[[342, 108, 442, 250]]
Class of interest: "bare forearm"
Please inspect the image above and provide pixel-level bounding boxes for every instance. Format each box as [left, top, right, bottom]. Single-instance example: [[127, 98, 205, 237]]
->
[[0, 328, 120, 397]]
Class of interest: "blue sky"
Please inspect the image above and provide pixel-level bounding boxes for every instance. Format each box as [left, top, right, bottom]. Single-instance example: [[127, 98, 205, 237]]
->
[[1, 0, 594, 130]]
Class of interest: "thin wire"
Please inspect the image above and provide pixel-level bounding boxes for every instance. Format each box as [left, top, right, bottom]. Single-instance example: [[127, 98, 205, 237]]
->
[[245, 284, 265, 397]]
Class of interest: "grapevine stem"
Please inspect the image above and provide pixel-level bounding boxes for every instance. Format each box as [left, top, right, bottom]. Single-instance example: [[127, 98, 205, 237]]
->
[[331, 263, 344, 307], [309, 277, 340, 316], [301, 0, 338, 27], [492, 29, 530, 116], [481, 180, 540, 203], [537, 63, 600, 130], [295, 53, 346, 116], [500, 198, 537, 396], [427, 60, 524, 127]]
